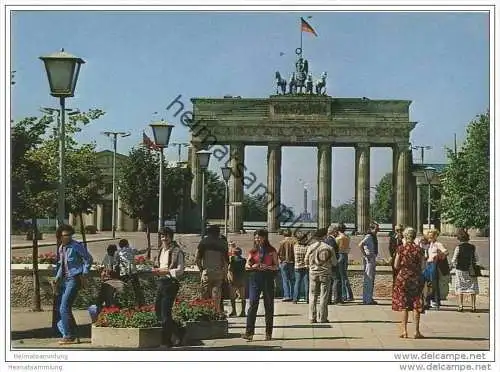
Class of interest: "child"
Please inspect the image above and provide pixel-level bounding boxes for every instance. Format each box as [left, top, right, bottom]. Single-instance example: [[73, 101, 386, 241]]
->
[[227, 242, 247, 317]]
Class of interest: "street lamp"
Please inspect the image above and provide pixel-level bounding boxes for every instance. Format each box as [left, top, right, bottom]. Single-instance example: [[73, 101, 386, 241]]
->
[[221, 166, 232, 237], [102, 131, 131, 238], [40, 48, 85, 227], [423, 166, 436, 231], [150, 121, 175, 244], [197, 150, 212, 237]]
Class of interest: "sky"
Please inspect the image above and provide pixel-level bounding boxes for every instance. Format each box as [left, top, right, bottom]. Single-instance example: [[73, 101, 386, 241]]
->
[[10, 10, 490, 213]]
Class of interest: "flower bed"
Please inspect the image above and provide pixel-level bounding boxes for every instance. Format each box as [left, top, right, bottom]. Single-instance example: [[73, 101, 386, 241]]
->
[[12, 252, 57, 265], [92, 299, 228, 347]]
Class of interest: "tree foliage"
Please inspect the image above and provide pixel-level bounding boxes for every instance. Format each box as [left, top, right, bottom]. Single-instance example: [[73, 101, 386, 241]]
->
[[371, 173, 393, 223], [440, 112, 489, 230], [331, 199, 356, 224], [243, 194, 267, 221]]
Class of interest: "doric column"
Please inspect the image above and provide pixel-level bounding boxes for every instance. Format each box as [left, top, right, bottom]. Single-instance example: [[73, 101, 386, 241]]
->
[[317, 144, 332, 229], [355, 143, 370, 234], [267, 143, 281, 232], [137, 219, 144, 232], [416, 184, 422, 235], [354, 147, 359, 233], [96, 204, 103, 231], [190, 143, 202, 204], [396, 142, 411, 226], [117, 197, 124, 231], [392, 146, 398, 228], [229, 143, 245, 232]]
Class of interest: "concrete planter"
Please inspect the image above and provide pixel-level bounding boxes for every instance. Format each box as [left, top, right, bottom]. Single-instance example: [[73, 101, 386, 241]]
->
[[184, 320, 228, 341], [91, 325, 162, 348]]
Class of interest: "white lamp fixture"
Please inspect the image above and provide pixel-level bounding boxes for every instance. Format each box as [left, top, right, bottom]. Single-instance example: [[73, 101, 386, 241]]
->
[[39, 48, 85, 97], [150, 120, 174, 148]]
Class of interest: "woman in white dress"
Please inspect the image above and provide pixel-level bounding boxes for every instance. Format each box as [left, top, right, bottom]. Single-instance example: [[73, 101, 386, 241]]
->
[[452, 228, 480, 312]]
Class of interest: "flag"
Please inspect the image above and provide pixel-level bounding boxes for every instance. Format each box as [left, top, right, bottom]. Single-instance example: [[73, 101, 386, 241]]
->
[[301, 17, 318, 36], [142, 131, 158, 150]]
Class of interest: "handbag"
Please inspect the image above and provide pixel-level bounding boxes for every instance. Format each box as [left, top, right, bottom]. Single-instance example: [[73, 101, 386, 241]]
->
[[469, 246, 482, 277]]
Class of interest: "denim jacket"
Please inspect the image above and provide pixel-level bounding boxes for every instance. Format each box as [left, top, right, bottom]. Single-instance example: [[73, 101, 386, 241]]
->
[[55, 239, 93, 279]]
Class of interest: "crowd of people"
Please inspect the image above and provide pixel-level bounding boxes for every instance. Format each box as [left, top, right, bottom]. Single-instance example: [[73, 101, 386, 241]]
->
[[51, 221, 482, 346]]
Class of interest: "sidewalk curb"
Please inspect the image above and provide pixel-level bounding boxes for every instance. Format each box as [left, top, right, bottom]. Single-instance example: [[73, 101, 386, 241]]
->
[[11, 237, 116, 250]]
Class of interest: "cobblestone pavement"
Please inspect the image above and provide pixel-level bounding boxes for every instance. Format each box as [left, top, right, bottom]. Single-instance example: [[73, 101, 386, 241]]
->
[[11, 297, 490, 351], [11, 232, 491, 268]]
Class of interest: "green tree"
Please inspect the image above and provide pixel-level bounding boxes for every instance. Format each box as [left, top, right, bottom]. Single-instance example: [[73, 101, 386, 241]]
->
[[244, 194, 267, 221], [371, 173, 393, 223], [204, 170, 226, 219], [331, 199, 356, 224], [119, 146, 160, 256], [29, 108, 106, 248], [440, 112, 489, 230], [11, 115, 55, 311]]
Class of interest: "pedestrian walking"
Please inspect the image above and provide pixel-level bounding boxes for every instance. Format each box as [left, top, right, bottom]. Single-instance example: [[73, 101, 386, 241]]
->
[[227, 241, 247, 317], [117, 239, 148, 306], [359, 222, 380, 305], [196, 225, 229, 313], [54, 224, 93, 345], [452, 228, 480, 312], [392, 227, 426, 339], [306, 228, 337, 323], [278, 229, 296, 302], [152, 227, 185, 348], [292, 231, 310, 303], [242, 229, 278, 341]]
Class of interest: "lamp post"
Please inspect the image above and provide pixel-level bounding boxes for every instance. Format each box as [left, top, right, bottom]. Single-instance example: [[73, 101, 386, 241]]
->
[[221, 166, 232, 237], [150, 121, 175, 246], [423, 166, 436, 231], [197, 150, 212, 237], [102, 131, 131, 238], [40, 48, 85, 227]]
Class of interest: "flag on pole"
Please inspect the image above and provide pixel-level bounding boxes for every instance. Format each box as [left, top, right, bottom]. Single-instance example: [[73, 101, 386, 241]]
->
[[142, 131, 159, 150], [301, 17, 318, 36]]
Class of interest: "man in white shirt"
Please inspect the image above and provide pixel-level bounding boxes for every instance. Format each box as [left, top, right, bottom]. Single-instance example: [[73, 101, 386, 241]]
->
[[117, 239, 148, 306], [152, 227, 185, 348]]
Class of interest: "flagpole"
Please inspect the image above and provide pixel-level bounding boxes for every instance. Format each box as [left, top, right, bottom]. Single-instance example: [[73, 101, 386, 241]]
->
[[300, 18, 303, 57]]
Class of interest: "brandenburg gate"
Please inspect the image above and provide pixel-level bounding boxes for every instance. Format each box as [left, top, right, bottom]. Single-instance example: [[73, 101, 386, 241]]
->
[[188, 95, 417, 234], [187, 50, 417, 234]]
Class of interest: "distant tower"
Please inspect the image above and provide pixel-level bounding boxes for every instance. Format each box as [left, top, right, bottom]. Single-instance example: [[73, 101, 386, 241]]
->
[[303, 186, 308, 219]]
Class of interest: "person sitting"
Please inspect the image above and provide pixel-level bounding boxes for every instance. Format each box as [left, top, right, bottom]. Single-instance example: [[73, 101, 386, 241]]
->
[[97, 244, 123, 311], [227, 242, 247, 317]]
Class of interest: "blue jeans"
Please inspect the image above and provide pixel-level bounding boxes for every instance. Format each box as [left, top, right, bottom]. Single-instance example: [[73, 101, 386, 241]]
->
[[338, 253, 353, 301], [57, 276, 80, 339], [363, 255, 376, 304], [293, 268, 309, 302], [279, 262, 295, 300], [246, 272, 275, 336]]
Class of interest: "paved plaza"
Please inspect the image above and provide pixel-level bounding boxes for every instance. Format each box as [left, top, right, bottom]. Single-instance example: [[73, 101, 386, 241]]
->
[[11, 297, 489, 351]]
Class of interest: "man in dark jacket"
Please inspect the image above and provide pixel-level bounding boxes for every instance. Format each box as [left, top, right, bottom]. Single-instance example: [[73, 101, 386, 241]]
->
[[324, 224, 341, 304]]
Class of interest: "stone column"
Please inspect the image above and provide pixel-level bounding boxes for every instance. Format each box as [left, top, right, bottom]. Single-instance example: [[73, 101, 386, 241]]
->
[[137, 219, 144, 232], [354, 147, 359, 233], [190, 143, 202, 204], [229, 143, 245, 232], [68, 213, 75, 226], [317, 144, 332, 229], [355, 143, 370, 234], [117, 197, 124, 232], [396, 143, 411, 227], [267, 143, 282, 232], [96, 204, 103, 231], [416, 184, 422, 235], [392, 146, 398, 228]]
